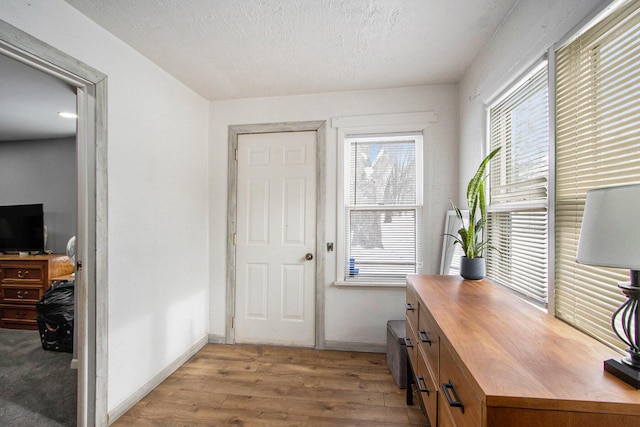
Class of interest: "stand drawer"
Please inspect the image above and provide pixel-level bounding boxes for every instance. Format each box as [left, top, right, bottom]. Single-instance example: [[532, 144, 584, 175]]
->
[[1, 285, 43, 305], [0, 304, 38, 329], [0, 263, 46, 285]]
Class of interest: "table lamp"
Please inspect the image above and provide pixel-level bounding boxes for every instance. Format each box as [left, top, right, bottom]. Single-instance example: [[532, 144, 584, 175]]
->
[[577, 183, 640, 388]]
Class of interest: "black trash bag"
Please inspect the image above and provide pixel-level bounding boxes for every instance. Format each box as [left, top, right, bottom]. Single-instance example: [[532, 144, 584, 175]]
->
[[36, 280, 74, 353]]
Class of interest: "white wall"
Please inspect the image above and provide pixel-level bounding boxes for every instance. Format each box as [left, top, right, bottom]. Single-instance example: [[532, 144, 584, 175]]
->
[[0, 137, 76, 253], [209, 85, 458, 346], [0, 0, 210, 416], [458, 0, 606, 197]]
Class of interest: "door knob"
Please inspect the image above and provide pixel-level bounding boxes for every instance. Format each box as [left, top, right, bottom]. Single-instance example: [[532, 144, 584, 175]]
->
[[305, 253, 313, 261]]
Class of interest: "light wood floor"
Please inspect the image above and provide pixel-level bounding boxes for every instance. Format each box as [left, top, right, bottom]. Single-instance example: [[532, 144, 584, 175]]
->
[[114, 344, 426, 426]]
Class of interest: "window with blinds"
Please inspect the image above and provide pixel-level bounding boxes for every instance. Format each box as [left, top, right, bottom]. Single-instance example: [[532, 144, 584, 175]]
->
[[487, 64, 549, 306], [344, 134, 423, 283], [555, 0, 640, 352]]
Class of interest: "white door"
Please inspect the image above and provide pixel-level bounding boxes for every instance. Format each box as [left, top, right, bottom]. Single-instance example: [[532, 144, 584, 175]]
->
[[235, 131, 316, 347]]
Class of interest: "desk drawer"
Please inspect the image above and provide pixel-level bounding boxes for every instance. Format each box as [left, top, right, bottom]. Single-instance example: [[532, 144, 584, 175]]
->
[[439, 340, 482, 427], [418, 304, 439, 374], [416, 346, 438, 427], [405, 318, 419, 370], [405, 284, 419, 330]]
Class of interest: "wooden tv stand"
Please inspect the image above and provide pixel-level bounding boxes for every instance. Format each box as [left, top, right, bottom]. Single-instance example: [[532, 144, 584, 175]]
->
[[0, 254, 74, 330], [405, 274, 640, 427]]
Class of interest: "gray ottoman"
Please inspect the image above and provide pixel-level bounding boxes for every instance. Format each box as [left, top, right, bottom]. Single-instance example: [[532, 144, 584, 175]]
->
[[386, 320, 407, 389]]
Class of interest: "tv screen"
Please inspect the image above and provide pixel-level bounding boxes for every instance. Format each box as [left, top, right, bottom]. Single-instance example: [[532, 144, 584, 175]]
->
[[0, 203, 45, 253]]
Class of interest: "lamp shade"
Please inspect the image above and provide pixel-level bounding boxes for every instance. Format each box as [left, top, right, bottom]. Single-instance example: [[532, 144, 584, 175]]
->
[[576, 183, 640, 270]]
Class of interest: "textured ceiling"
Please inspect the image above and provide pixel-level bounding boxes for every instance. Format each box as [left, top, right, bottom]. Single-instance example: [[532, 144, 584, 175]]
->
[[63, 0, 518, 101]]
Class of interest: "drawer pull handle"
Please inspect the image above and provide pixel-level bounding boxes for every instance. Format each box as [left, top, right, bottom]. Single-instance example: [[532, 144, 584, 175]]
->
[[417, 376, 430, 395], [404, 337, 413, 348], [418, 329, 432, 345], [17, 270, 29, 279], [442, 380, 464, 414], [17, 290, 28, 299], [405, 302, 415, 312]]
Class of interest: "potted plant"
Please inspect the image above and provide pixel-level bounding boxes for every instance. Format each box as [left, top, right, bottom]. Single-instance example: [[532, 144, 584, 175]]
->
[[448, 147, 501, 280]]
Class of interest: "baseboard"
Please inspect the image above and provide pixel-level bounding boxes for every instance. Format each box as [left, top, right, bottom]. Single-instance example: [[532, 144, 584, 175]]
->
[[208, 333, 226, 344], [204, 335, 384, 353], [107, 334, 208, 425], [324, 340, 386, 353]]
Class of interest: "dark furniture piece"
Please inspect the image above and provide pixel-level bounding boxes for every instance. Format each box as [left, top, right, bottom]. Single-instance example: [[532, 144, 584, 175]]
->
[[386, 319, 407, 388]]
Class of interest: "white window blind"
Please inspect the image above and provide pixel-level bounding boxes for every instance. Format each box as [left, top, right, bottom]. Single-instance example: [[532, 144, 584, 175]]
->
[[487, 64, 549, 306], [344, 134, 422, 283], [555, 0, 640, 351]]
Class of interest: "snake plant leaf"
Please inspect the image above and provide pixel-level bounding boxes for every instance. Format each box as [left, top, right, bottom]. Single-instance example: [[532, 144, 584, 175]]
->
[[450, 146, 501, 259], [467, 147, 501, 207], [458, 227, 468, 243]]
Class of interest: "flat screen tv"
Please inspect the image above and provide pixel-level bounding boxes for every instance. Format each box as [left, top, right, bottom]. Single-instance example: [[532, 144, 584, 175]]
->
[[0, 203, 45, 253]]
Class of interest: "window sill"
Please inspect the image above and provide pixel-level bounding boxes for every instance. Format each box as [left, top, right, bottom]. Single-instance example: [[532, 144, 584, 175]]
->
[[333, 280, 406, 288]]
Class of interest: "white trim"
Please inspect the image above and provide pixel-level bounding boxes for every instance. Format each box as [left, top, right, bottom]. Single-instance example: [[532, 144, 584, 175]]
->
[[547, 45, 558, 315], [324, 340, 386, 354], [107, 335, 208, 425], [487, 201, 548, 212], [415, 136, 424, 206], [333, 280, 406, 288], [486, 58, 548, 110], [207, 334, 226, 344], [331, 111, 437, 129], [555, 0, 624, 50]]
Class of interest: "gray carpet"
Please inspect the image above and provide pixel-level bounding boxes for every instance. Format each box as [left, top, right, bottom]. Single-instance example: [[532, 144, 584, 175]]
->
[[0, 328, 76, 426]]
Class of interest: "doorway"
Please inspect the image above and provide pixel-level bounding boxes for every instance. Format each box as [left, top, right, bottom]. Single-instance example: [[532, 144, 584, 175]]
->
[[226, 121, 327, 348], [0, 19, 108, 426], [0, 52, 77, 423]]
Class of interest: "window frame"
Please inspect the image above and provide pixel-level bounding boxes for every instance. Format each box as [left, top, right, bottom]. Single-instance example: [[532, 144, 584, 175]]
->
[[553, 0, 640, 353], [331, 112, 435, 287], [485, 59, 551, 307], [341, 133, 424, 285]]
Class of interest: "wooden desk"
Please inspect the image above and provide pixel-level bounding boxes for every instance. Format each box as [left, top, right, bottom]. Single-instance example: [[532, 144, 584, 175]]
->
[[406, 274, 640, 427], [0, 254, 74, 330]]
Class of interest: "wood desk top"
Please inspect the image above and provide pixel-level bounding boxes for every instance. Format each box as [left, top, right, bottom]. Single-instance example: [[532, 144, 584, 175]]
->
[[407, 274, 640, 415]]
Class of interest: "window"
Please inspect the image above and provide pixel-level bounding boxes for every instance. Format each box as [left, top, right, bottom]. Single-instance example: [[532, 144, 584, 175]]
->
[[555, 0, 640, 351], [487, 63, 550, 306], [341, 134, 423, 284]]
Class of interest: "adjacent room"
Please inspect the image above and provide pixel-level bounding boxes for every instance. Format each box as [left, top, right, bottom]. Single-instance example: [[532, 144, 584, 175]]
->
[[0, 0, 639, 426], [0, 53, 78, 425]]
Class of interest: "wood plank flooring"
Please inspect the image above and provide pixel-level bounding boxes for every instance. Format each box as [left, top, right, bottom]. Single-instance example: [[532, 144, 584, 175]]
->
[[114, 344, 426, 426]]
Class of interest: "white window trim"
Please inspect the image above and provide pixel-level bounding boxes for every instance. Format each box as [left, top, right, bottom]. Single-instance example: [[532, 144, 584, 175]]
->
[[332, 112, 437, 287]]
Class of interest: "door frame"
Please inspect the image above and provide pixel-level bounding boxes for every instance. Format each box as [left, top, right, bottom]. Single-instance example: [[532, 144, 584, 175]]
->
[[226, 121, 327, 348], [0, 20, 108, 426]]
